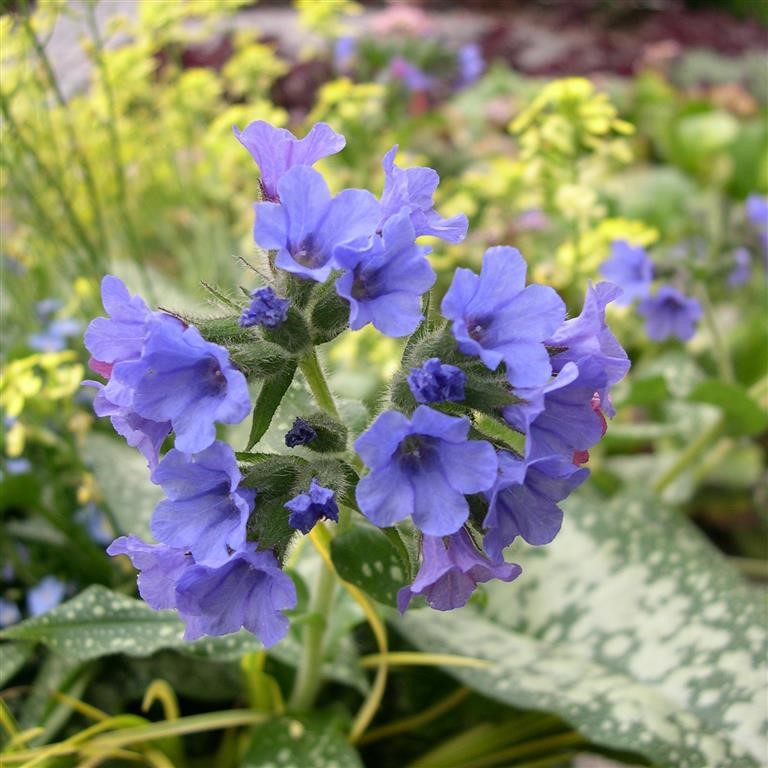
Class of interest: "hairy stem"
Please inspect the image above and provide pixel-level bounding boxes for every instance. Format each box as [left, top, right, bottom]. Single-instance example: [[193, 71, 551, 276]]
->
[[299, 347, 340, 419], [287, 535, 337, 711]]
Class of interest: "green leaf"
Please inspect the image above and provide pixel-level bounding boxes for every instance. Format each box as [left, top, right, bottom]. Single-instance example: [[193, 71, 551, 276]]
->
[[0, 585, 263, 662], [689, 379, 768, 437], [247, 364, 297, 449], [0, 642, 33, 687], [331, 521, 409, 606], [241, 714, 363, 768], [82, 434, 162, 539], [396, 491, 766, 768]]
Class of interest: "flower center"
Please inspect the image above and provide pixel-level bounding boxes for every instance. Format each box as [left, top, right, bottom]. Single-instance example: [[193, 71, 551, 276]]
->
[[467, 316, 489, 342], [293, 235, 324, 268], [201, 357, 227, 396]]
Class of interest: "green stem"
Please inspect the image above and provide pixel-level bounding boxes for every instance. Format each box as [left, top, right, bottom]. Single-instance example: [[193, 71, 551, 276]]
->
[[698, 284, 734, 383], [0, 94, 101, 270], [299, 347, 340, 419], [21, 5, 108, 255], [653, 418, 723, 495], [461, 732, 585, 768], [288, 549, 337, 711]]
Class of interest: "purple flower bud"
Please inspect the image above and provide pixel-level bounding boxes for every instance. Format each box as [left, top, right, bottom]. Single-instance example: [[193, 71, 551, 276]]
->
[[240, 286, 290, 329], [407, 358, 466, 404], [285, 478, 339, 534], [285, 417, 317, 448]]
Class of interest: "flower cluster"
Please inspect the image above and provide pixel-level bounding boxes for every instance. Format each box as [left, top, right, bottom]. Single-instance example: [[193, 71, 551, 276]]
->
[[600, 240, 702, 342], [85, 119, 628, 641]]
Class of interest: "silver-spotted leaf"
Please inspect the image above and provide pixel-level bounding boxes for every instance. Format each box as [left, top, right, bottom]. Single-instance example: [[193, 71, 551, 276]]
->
[[397, 491, 766, 768]]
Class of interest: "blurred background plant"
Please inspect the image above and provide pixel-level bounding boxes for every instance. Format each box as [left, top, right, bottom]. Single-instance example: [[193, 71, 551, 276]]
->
[[1, 1, 766, 767]]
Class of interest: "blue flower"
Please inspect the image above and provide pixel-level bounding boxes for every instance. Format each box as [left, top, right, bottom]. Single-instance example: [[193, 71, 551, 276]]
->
[[0, 598, 20, 627], [84, 276, 158, 375], [335, 211, 435, 336], [27, 576, 66, 616], [728, 247, 752, 287], [116, 321, 251, 454], [85, 381, 170, 469], [441, 246, 565, 389], [107, 535, 193, 610], [234, 121, 345, 202], [240, 286, 290, 329], [174, 544, 296, 646], [456, 43, 484, 87], [397, 528, 520, 613], [380, 146, 468, 244], [284, 478, 339, 534], [75, 503, 114, 546], [285, 417, 317, 448], [333, 36, 357, 74], [355, 406, 497, 536], [28, 318, 81, 352], [638, 285, 702, 342], [389, 56, 435, 92], [5, 457, 31, 476], [599, 240, 653, 305], [547, 281, 629, 417], [253, 165, 380, 282], [503, 358, 608, 462], [483, 453, 588, 561], [150, 441, 255, 567], [407, 358, 466, 404]]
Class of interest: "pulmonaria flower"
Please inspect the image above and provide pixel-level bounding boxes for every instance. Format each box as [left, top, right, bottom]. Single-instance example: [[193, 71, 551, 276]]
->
[[253, 165, 380, 282], [109, 537, 296, 647], [150, 442, 255, 566], [27, 575, 66, 616], [234, 121, 345, 202], [456, 43, 484, 87], [240, 286, 290, 329], [599, 240, 654, 305], [107, 535, 193, 610], [335, 211, 435, 336], [389, 56, 435, 92], [747, 195, 768, 268], [503, 358, 608, 462], [5, 457, 31, 476], [397, 529, 521, 613], [28, 318, 81, 353], [572, 393, 608, 465], [638, 285, 702, 342], [407, 358, 466, 404], [728, 247, 752, 287], [85, 382, 170, 470], [0, 598, 21, 627], [441, 246, 565, 389], [379, 146, 468, 244], [547, 282, 630, 416], [483, 453, 589, 562], [333, 36, 357, 75], [116, 321, 251, 454], [355, 406, 497, 536], [284, 478, 339, 534], [175, 544, 296, 646], [84, 276, 170, 380], [285, 417, 317, 448]]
